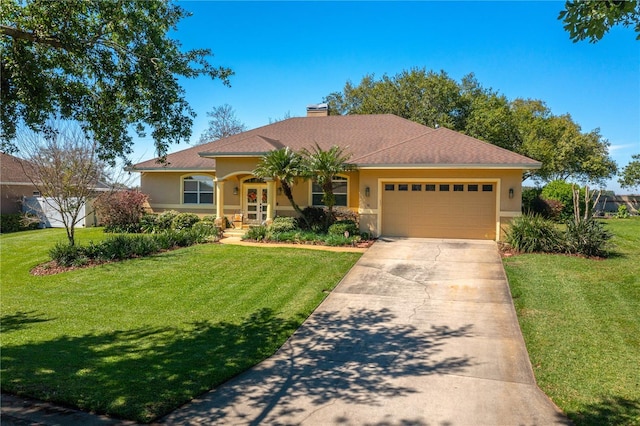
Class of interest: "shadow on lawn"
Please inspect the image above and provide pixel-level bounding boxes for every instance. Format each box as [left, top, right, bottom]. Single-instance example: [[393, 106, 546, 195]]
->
[[162, 307, 474, 425], [0, 311, 52, 332], [1, 308, 302, 423], [2, 308, 474, 424], [565, 395, 640, 426]]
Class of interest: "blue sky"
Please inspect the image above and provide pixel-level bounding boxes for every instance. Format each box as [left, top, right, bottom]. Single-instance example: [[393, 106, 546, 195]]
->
[[132, 1, 639, 193]]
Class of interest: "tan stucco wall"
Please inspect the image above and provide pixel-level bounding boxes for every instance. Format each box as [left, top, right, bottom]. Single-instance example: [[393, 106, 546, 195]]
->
[[140, 171, 217, 215], [139, 163, 527, 240]]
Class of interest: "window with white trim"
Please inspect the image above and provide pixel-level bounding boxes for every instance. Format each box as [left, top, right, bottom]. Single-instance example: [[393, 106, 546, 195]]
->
[[183, 175, 214, 204], [312, 176, 348, 206]]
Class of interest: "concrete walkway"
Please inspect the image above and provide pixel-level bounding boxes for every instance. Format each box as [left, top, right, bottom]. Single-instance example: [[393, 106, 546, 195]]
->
[[160, 238, 569, 425]]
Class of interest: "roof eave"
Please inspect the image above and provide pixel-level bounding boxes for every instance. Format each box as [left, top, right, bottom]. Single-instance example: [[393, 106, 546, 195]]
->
[[126, 167, 216, 173], [356, 163, 542, 170], [198, 152, 267, 158]]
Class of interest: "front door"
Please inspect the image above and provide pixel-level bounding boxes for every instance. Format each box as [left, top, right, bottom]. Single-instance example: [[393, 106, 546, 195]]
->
[[245, 185, 268, 224]]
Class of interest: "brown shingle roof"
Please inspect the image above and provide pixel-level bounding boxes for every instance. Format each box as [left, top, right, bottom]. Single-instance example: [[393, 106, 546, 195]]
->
[[132, 114, 540, 170], [0, 152, 35, 183]]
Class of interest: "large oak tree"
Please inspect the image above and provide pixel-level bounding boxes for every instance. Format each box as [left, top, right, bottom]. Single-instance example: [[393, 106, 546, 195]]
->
[[559, 0, 640, 43], [324, 68, 617, 185], [1, 0, 232, 163]]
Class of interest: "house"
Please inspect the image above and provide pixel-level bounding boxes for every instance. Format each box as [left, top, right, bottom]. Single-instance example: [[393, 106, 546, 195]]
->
[[131, 105, 541, 241], [0, 152, 40, 214], [1, 151, 106, 227]]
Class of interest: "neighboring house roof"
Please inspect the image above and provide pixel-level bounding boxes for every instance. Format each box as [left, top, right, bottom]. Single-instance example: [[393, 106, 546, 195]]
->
[[1, 152, 111, 191], [132, 114, 541, 171], [0, 152, 36, 184]]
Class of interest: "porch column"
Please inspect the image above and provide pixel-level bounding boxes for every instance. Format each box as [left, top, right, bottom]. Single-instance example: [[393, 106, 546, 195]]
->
[[215, 180, 225, 220], [266, 179, 276, 222]]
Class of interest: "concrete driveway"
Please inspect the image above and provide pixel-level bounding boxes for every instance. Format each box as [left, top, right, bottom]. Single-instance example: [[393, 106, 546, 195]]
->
[[160, 238, 569, 425]]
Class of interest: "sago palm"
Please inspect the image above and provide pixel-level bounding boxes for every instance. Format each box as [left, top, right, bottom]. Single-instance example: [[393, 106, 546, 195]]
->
[[253, 147, 307, 218], [302, 144, 356, 224]]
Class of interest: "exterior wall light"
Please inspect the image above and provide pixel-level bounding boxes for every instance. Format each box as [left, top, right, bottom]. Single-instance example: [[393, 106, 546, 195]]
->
[[365, 186, 370, 197], [509, 188, 514, 199], [233, 186, 238, 195]]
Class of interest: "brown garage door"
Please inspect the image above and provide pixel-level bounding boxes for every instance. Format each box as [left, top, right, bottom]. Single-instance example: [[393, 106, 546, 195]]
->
[[381, 182, 496, 239]]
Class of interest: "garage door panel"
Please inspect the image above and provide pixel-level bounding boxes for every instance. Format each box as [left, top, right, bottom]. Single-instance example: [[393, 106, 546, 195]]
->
[[382, 181, 496, 240]]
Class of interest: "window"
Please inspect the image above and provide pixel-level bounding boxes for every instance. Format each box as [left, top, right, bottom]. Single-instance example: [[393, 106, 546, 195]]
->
[[312, 176, 348, 206], [398, 184, 408, 191], [453, 184, 464, 192], [183, 175, 214, 204], [384, 184, 395, 191], [411, 184, 422, 191], [468, 184, 478, 192], [425, 184, 436, 191], [482, 184, 493, 192], [439, 184, 450, 191]]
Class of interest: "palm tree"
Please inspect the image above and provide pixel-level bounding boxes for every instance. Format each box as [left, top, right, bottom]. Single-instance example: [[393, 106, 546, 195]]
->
[[302, 144, 357, 226], [253, 147, 307, 218]]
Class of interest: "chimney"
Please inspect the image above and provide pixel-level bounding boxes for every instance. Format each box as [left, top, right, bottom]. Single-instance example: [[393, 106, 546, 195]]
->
[[306, 103, 329, 117]]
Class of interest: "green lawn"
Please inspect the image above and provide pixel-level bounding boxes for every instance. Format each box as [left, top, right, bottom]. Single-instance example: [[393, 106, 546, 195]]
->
[[0, 228, 361, 422], [504, 217, 640, 426]]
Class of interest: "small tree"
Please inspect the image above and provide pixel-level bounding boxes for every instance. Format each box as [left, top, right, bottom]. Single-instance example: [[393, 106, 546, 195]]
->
[[199, 104, 246, 143], [93, 190, 148, 233], [18, 123, 104, 246], [301, 144, 356, 227]]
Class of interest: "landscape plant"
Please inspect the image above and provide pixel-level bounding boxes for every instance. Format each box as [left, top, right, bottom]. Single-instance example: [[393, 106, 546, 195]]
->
[[505, 214, 562, 254], [171, 212, 200, 230], [93, 189, 148, 233], [301, 144, 357, 228]]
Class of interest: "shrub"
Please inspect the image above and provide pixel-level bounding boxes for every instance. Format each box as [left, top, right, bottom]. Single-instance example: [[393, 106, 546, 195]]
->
[[269, 216, 298, 233], [333, 207, 359, 225], [155, 210, 179, 231], [541, 180, 585, 221], [0, 213, 40, 233], [505, 214, 562, 253], [93, 190, 148, 232], [49, 242, 83, 267], [191, 221, 220, 242], [244, 225, 268, 241], [104, 223, 141, 233], [172, 213, 200, 230], [323, 234, 360, 247], [201, 215, 216, 222], [564, 218, 612, 257], [328, 220, 358, 236], [300, 207, 330, 233], [616, 204, 630, 219], [521, 187, 545, 215], [541, 198, 565, 222], [139, 214, 159, 233]]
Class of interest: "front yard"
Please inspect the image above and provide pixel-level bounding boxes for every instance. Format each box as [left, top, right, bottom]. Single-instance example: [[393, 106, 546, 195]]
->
[[504, 217, 640, 425], [0, 228, 361, 422]]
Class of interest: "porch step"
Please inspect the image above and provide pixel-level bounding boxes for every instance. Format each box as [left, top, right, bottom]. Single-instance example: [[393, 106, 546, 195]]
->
[[222, 228, 247, 239]]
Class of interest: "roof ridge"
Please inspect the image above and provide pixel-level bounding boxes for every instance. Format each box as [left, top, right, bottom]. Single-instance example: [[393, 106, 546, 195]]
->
[[257, 135, 284, 149], [350, 128, 438, 163], [433, 127, 537, 161]]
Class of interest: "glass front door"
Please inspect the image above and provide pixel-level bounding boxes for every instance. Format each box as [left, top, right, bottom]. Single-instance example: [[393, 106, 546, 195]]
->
[[245, 185, 268, 224]]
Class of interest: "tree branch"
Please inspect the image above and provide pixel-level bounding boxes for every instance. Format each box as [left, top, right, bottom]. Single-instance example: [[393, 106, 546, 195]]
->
[[0, 25, 65, 49]]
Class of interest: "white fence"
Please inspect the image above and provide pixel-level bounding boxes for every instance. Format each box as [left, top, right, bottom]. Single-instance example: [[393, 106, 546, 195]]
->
[[22, 197, 97, 228]]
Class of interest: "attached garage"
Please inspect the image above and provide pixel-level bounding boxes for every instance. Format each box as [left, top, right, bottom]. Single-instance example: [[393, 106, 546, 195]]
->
[[381, 181, 497, 239]]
